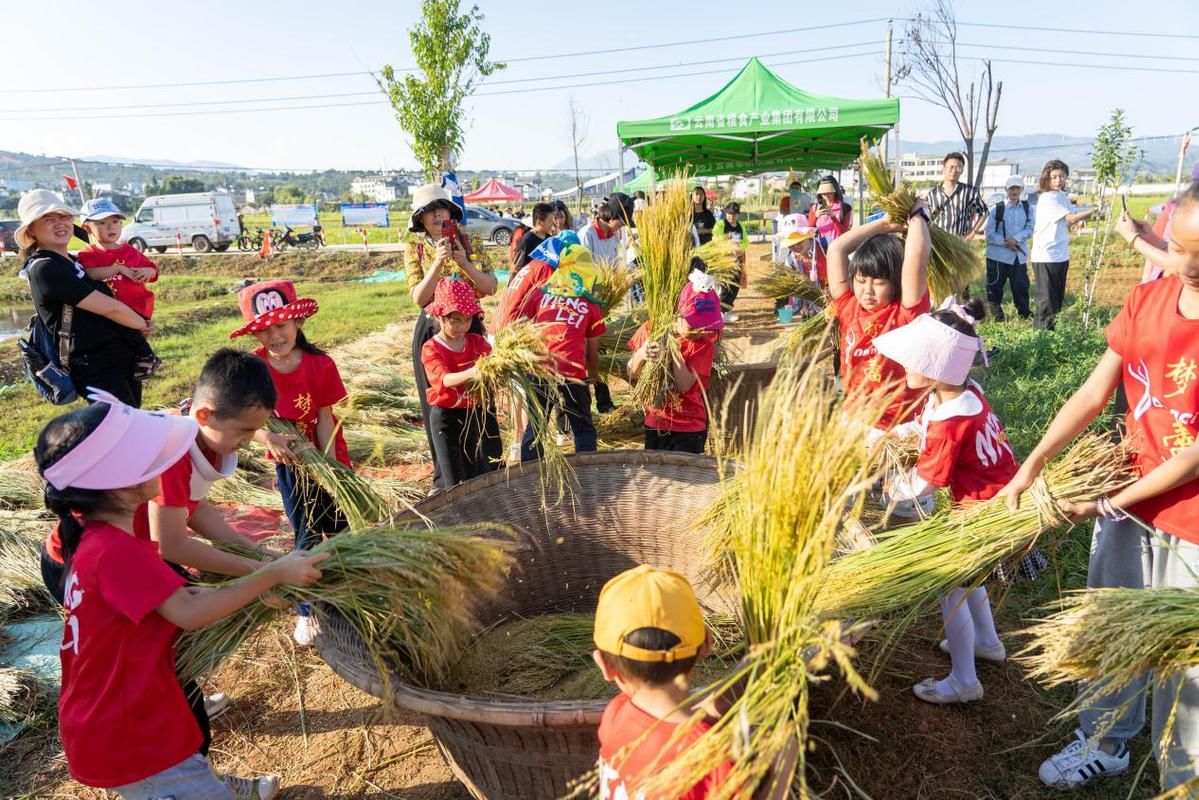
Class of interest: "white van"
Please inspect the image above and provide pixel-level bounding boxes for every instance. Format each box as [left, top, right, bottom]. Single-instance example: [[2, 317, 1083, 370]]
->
[[120, 192, 238, 253]]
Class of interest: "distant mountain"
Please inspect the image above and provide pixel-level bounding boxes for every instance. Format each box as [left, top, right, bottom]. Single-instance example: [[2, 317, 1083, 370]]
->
[[900, 133, 1187, 177], [81, 154, 246, 171]]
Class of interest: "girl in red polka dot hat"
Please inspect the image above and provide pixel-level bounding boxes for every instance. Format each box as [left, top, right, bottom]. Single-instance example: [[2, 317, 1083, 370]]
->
[[230, 279, 350, 646], [420, 278, 502, 490]]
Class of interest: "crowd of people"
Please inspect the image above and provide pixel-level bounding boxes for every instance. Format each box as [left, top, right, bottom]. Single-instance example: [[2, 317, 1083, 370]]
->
[[8, 146, 1199, 798]]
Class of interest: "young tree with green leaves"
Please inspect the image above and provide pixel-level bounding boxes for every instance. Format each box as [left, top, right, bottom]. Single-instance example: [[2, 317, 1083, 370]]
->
[[376, 0, 504, 180], [1081, 109, 1142, 329]]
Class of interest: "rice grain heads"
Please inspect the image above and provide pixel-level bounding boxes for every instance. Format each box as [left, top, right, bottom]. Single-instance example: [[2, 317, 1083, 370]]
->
[[630, 176, 693, 409], [175, 524, 514, 690], [860, 142, 980, 301], [640, 360, 889, 800], [815, 434, 1135, 622]]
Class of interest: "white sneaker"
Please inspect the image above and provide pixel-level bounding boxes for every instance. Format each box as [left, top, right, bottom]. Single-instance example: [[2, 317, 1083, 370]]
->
[[938, 638, 1007, 663], [222, 772, 280, 800], [723, 312, 739, 323], [555, 433, 570, 447], [1038, 729, 1129, 788], [203, 692, 231, 721], [293, 616, 318, 646], [507, 443, 521, 464], [912, 675, 983, 704]]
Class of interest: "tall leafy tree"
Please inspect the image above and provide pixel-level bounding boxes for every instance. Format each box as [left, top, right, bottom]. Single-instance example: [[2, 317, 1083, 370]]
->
[[377, 0, 504, 180]]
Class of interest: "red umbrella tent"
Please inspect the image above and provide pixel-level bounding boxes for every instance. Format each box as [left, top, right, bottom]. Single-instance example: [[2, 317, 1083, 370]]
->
[[465, 178, 522, 204]]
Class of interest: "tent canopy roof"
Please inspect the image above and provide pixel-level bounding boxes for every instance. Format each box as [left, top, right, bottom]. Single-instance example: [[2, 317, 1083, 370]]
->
[[617, 58, 898, 176], [466, 177, 522, 203]]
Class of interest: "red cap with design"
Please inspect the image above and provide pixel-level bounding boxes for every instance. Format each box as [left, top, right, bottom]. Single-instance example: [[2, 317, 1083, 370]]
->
[[426, 277, 483, 318], [229, 280, 319, 338]]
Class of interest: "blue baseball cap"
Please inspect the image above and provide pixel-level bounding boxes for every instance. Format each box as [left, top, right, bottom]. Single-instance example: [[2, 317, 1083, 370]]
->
[[80, 198, 125, 222]]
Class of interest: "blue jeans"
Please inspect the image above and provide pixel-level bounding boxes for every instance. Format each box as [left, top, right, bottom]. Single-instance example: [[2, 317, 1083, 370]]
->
[[110, 753, 233, 799], [276, 464, 346, 617]]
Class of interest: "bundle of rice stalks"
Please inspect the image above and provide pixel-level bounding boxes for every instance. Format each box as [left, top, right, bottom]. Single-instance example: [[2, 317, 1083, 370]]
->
[[815, 434, 1134, 622], [207, 471, 283, 511], [175, 524, 514, 689], [692, 239, 741, 286], [638, 360, 890, 800], [630, 177, 694, 409], [345, 425, 427, 467], [0, 667, 44, 725], [592, 258, 636, 315], [265, 418, 389, 531], [0, 527, 53, 615], [0, 457, 43, 511], [780, 305, 838, 362], [596, 311, 646, 377], [1021, 586, 1199, 799], [474, 320, 573, 505], [859, 142, 981, 300], [756, 266, 825, 304]]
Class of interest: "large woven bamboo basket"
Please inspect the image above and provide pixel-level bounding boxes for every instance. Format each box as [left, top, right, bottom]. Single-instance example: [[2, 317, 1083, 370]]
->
[[313, 450, 731, 800]]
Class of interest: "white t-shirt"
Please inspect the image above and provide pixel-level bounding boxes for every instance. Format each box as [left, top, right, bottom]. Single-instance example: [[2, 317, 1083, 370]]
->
[[1031, 190, 1075, 263]]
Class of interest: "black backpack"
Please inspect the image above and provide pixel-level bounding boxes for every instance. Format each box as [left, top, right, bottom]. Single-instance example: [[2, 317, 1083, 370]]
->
[[994, 199, 1029, 237], [17, 304, 77, 405]]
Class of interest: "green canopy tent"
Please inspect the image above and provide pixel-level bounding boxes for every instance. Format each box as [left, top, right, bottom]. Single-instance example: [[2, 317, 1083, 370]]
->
[[617, 57, 899, 179]]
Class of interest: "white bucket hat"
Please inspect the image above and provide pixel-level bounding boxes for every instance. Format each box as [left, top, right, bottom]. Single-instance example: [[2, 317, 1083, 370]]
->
[[408, 184, 463, 234], [16, 189, 79, 249], [873, 298, 983, 386]]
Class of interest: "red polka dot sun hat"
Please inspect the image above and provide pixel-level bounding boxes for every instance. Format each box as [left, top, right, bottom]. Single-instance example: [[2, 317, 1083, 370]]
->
[[229, 280, 319, 338]]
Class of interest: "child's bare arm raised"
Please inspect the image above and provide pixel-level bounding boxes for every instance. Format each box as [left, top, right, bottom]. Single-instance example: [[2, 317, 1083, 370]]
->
[[901, 205, 931, 308]]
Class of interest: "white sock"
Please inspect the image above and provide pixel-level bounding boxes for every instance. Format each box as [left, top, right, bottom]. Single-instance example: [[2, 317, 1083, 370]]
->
[[966, 585, 1001, 649], [939, 588, 978, 694]]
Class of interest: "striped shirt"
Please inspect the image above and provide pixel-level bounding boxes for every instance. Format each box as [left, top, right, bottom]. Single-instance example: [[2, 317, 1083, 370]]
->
[[926, 182, 988, 237]]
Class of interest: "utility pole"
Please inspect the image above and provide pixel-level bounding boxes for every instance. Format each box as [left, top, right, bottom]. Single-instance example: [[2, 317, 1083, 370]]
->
[[882, 20, 893, 167]]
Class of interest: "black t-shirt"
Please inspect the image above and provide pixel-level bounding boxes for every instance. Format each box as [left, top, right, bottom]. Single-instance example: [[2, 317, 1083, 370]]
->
[[691, 208, 716, 245], [25, 250, 123, 357], [511, 230, 547, 269]]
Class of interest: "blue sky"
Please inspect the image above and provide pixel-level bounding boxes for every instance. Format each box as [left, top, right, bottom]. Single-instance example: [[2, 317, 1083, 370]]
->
[[1, 0, 1194, 172]]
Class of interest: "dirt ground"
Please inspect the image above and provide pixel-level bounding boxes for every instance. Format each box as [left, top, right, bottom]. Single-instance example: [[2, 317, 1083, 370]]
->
[[4, 239, 1157, 800]]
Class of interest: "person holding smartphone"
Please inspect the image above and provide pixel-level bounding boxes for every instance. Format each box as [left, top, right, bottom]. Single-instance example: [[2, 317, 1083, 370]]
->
[[405, 184, 498, 485]]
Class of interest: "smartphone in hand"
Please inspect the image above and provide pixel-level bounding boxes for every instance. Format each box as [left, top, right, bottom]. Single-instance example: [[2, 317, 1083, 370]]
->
[[442, 218, 459, 243]]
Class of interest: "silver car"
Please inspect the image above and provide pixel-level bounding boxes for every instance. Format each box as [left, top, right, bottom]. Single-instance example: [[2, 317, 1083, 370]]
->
[[464, 206, 519, 246]]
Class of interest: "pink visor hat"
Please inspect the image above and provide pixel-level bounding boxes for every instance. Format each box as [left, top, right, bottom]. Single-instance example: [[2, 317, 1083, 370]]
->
[[677, 270, 724, 331], [42, 388, 199, 491], [873, 301, 983, 386]]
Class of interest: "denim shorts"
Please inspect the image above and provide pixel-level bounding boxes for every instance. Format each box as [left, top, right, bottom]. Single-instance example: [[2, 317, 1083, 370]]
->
[[110, 753, 233, 800]]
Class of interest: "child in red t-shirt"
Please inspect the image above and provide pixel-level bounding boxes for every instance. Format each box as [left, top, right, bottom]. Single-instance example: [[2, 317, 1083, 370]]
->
[[76, 198, 163, 380], [1000, 188, 1199, 791], [516, 244, 606, 460], [36, 397, 326, 800], [420, 278, 502, 490], [628, 270, 723, 454], [592, 565, 732, 800], [827, 202, 932, 431], [230, 280, 352, 646], [874, 298, 1020, 706]]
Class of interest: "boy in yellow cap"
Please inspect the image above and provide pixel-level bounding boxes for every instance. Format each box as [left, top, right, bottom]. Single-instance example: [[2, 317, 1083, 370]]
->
[[592, 565, 731, 799]]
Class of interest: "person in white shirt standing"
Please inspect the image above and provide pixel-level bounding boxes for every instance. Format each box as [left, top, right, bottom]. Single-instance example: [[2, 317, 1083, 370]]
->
[[984, 176, 1035, 321], [1031, 160, 1094, 330]]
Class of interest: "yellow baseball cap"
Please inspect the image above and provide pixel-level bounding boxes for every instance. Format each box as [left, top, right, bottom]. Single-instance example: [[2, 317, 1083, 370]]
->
[[593, 565, 706, 663]]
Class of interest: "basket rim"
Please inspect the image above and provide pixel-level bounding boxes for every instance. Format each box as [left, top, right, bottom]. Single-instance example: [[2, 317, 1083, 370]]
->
[[323, 449, 725, 728]]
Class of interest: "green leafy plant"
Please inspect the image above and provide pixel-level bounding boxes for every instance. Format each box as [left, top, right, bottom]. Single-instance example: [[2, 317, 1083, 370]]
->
[[376, 0, 505, 178]]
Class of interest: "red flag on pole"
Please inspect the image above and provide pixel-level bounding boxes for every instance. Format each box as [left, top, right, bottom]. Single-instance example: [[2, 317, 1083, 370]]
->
[[63, 175, 78, 191]]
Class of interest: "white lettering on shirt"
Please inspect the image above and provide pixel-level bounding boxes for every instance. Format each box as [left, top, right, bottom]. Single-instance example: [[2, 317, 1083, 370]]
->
[[61, 571, 84, 655]]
